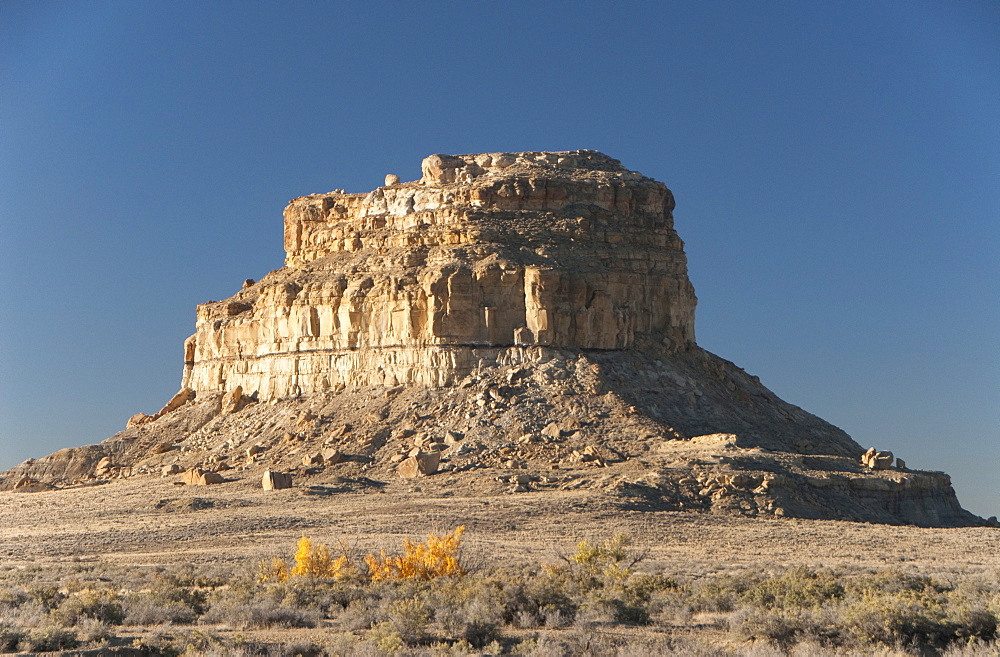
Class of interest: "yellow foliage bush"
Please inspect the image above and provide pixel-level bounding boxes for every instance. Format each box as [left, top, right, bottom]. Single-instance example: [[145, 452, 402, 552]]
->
[[257, 536, 355, 582], [365, 526, 466, 581], [258, 528, 466, 584], [257, 557, 290, 582], [570, 533, 636, 581]]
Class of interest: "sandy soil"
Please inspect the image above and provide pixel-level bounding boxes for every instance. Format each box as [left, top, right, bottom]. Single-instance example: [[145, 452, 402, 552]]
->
[[2, 472, 996, 581]]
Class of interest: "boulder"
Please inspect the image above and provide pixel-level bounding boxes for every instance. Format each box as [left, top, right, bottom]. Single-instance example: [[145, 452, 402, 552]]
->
[[384, 174, 400, 186], [220, 385, 246, 414], [126, 388, 195, 429], [729, 473, 761, 489], [296, 411, 317, 429], [127, 413, 155, 428], [397, 451, 440, 478], [159, 388, 195, 415], [262, 470, 293, 490], [321, 447, 342, 465], [161, 463, 182, 477], [581, 445, 604, 464], [873, 453, 893, 470], [861, 447, 895, 471], [12, 477, 55, 492], [94, 456, 113, 477], [542, 422, 562, 440], [420, 154, 468, 184], [181, 468, 224, 485]]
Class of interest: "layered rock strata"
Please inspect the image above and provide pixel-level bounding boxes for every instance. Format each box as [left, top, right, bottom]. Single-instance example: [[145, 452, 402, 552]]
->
[[181, 151, 695, 398]]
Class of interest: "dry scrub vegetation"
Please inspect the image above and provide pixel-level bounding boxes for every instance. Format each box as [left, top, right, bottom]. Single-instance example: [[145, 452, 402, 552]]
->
[[1, 529, 999, 656]]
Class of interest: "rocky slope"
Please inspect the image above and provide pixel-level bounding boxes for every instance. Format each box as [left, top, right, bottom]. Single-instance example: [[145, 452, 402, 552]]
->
[[1, 151, 983, 527]]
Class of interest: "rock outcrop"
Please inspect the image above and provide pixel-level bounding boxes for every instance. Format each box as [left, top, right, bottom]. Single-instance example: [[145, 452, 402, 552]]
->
[[127, 388, 196, 427], [181, 151, 695, 398], [0, 151, 983, 527], [861, 447, 895, 471]]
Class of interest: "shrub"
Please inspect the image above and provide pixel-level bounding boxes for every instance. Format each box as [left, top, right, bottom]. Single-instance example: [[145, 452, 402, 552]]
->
[[500, 567, 578, 626], [366, 526, 467, 581], [123, 576, 208, 625], [51, 587, 124, 626], [151, 627, 228, 655], [569, 533, 640, 582], [26, 585, 64, 611], [258, 537, 357, 583], [20, 626, 79, 652], [0, 585, 28, 609], [726, 606, 830, 647], [739, 567, 845, 610], [843, 578, 998, 649], [75, 617, 113, 645], [0, 622, 26, 651], [124, 595, 198, 625], [1, 598, 49, 629], [292, 536, 354, 579], [257, 556, 290, 583], [338, 597, 377, 631], [384, 597, 432, 645], [419, 576, 507, 646], [368, 620, 406, 653], [200, 595, 321, 629], [461, 618, 500, 649], [535, 536, 668, 627]]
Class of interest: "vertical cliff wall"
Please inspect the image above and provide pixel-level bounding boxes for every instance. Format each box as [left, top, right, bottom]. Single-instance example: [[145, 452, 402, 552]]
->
[[181, 151, 697, 398]]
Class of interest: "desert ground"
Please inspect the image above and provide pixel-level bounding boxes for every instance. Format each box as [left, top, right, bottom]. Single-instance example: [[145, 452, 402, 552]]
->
[[3, 475, 997, 576], [2, 472, 998, 655]]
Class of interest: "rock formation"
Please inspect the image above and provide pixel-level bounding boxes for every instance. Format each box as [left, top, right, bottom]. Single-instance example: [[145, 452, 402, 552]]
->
[[181, 150, 694, 398], [0, 151, 983, 527]]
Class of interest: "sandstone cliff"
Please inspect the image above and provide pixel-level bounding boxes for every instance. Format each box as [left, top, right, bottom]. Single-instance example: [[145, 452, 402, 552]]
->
[[181, 151, 695, 398], [1, 151, 982, 527]]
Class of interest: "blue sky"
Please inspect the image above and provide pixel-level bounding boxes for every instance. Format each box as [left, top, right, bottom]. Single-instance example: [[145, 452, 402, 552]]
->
[[1, 1, 997, 517]]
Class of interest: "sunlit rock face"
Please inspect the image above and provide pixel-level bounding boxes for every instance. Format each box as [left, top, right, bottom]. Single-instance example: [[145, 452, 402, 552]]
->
[[182, 151, 698, 399]]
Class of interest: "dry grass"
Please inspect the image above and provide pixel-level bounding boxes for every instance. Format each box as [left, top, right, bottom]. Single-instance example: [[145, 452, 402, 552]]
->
[[1, 531, 998, 655], [0, 476, 997, 654]]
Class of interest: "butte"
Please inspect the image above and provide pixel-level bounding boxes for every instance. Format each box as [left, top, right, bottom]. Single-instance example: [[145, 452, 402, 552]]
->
[[1, 151, 983, 527]]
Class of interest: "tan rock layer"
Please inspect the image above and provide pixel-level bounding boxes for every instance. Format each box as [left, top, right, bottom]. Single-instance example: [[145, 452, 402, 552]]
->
[[182, 151, 697, 400]]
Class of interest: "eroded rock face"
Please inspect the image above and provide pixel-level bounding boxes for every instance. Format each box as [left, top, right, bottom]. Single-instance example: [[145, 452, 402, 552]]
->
[[181, 151, 696, 399], [0, 150, 982, 527]]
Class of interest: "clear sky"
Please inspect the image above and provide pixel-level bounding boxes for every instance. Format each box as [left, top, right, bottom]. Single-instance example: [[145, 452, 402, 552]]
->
[[1, 1, 997, 517]]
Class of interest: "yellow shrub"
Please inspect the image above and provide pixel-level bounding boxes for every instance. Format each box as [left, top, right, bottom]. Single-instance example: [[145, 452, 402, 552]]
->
[[365, 526, 466, 581], [570, 533, 635, 580], [260, 529, 466, 584], [258, 537, 356, 582], [257, 557, 290, 582]]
